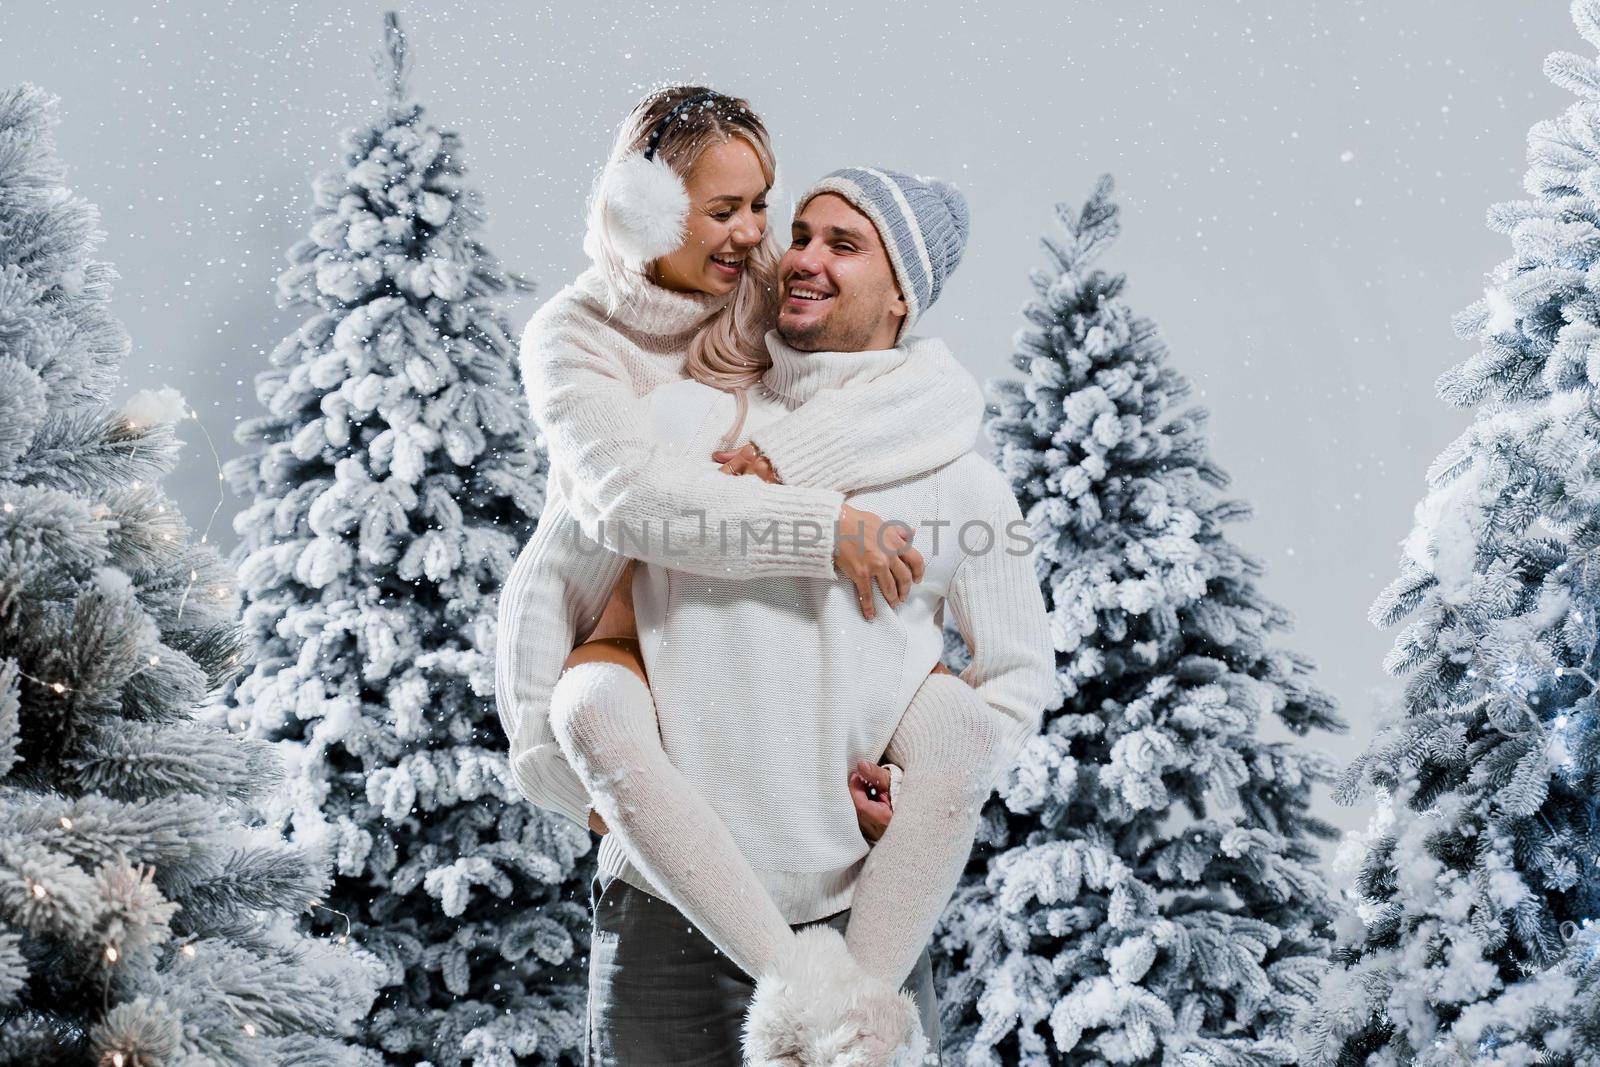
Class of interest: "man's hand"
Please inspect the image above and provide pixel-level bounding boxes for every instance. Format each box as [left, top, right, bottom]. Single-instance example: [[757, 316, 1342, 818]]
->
[[849, 759, 894, 843], [834, 502, 925, 620], [712, 443, 779, 484], [587, 809, 609, 836]]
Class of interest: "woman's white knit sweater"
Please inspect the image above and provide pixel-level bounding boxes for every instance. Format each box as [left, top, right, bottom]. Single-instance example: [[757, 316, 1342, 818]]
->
[[517, 265, 985, 579], [495, 265, 986, 824], [598, 333, 1058, 922]]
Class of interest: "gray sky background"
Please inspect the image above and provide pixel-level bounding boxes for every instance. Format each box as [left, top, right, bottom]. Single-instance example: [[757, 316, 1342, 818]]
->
[[5, 1, 1583, 845]]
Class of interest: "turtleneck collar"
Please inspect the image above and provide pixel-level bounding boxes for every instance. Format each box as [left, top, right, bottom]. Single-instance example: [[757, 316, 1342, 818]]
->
[[574, 263, 731, 338], [760, 330, 910, 406]]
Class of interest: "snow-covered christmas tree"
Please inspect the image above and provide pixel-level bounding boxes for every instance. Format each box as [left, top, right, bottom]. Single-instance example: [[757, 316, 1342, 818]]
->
[[933, 176, 1345, 1066], [218, 15, 590, 1065], [1296, 3, 1600, 1062], [0, 82, 377, 1066]]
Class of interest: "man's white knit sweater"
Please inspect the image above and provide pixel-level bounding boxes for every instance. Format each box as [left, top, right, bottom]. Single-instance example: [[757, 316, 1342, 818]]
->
[[597, 333, 1057, 922], [496, 266, 988, 825]]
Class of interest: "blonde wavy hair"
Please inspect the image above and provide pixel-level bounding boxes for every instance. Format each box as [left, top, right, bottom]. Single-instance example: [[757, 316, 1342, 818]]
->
[[586, 86, 782, 446]]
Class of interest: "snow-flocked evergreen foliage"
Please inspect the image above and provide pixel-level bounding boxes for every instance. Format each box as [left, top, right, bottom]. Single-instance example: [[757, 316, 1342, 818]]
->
[[218, 15, 590, 1066], [933, 176, 1346, 1066], [0, 83, 378, 1067], [1296, 4, 1600, 1063]]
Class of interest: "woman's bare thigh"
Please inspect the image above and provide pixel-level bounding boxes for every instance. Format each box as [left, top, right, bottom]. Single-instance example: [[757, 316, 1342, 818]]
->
[[565, 559, 647, 684]]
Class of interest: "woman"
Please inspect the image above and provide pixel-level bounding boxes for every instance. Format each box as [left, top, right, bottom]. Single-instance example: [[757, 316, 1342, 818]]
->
[[496, 86, 990, 1065]]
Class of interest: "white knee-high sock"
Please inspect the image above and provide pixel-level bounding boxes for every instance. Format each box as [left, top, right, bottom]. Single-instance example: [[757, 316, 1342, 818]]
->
[[549, 660, 797, 981], [844, 675, 1013, 989]]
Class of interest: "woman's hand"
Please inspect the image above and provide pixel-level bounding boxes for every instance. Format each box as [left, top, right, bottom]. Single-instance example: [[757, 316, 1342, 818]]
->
[[712, 442, 779, 483], [850, 759, 894, 843], [834, 503, 924, 620], [588, 809, 610, 836]]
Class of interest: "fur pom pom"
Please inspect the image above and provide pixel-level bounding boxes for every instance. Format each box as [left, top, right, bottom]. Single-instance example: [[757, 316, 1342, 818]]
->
[[743, 925, 925, 1066], [592, 152, 689, 268]]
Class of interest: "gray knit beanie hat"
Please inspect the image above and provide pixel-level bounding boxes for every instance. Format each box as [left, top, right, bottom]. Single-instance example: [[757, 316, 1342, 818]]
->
[[796, 167, 969, 333]]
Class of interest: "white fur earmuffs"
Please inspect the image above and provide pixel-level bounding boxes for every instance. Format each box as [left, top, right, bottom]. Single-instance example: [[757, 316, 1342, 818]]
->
[[590, 151, 690, 269], [583, 90, 723, 271]]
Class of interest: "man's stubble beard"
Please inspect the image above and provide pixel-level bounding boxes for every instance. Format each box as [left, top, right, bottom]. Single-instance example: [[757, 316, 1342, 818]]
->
[[775, 316, 826, 352], [776, 296, 880, 354]]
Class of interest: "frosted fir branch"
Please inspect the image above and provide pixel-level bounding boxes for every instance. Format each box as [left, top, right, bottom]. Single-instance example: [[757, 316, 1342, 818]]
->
[[135, 934, 372, 1063], [172, 837, 331, 935], [1547, 50, 1600, 100], [0, 662, 20, 782], [0, 830, 104, 940], [59, 720, 282, 803], [1574, 0, 1600, 52], [0, 926, 25, 1007], [10, 409, 181, 496], [3, 791, 217, 886]]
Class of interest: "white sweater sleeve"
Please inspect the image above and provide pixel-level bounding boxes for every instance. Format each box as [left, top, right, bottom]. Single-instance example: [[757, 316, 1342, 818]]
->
[[888, 476, 1057, 782], [748, 336, 984, 492], [522, 314, 845, 581], [521, 317, 985, 580], [494, 484, 629, 828]]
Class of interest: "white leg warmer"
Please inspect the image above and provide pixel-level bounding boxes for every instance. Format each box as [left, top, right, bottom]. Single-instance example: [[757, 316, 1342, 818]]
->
[[549, 659, 795, 979]]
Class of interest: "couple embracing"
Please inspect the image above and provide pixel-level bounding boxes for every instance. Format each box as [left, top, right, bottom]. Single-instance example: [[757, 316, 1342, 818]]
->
[[495, 85, 1056, 1066]]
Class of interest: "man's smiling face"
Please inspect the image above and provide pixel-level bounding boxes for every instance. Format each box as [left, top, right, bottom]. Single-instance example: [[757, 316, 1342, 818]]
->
[[776, 193, 907, 352]]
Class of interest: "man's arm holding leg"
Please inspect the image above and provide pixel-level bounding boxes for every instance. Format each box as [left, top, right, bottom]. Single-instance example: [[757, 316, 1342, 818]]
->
[[842, 485, 1058, 988]]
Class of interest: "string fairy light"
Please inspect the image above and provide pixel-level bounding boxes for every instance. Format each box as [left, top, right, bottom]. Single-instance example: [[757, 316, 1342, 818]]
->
[[1, 400, 239, 708], [167, 405, 232, 619], [124, 400, 229, 540], [4, 475, 231, 688], [164, 933, 256, 1037], [186, 404, 229, 546], [115, 394, 235, 620], [175, 569, 199, 620], [10, 655, 165, 701], [1445, 547, 1600, 803], [3, 659, 78, 697], [307, 897, 355, 945]]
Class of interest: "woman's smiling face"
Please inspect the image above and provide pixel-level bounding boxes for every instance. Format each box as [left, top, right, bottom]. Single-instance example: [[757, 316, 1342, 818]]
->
[[651, 137, 770, 297]]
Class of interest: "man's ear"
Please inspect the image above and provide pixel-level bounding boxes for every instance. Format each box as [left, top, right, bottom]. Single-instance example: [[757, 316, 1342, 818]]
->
[[888, 285, 908, 323]]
